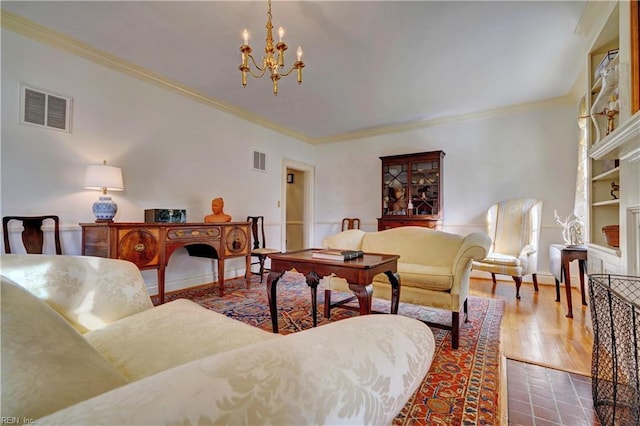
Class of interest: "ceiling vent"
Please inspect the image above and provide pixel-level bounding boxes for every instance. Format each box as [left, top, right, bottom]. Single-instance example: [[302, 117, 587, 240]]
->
[[20, 84, 72, 133], [252, 150, 267, 172]]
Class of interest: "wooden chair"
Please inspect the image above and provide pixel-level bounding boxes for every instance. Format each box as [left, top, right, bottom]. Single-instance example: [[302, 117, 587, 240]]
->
[[3, 215, 62, 254], [246, 216, 279, 282], [341, 218, 361, 231]]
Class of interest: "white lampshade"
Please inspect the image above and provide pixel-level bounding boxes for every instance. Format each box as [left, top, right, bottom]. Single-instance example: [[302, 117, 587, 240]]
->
[[84, 163, 124, 192]]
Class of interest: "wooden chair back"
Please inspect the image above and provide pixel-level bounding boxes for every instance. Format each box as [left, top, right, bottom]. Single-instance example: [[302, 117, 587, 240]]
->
[[3, 215, 62, 254], [341, 218, 361, 231], [247, 216, 267, 250]]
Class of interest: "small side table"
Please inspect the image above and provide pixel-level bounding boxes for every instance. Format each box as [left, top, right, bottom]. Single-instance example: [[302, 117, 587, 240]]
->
[[549, 244, 588, 318]]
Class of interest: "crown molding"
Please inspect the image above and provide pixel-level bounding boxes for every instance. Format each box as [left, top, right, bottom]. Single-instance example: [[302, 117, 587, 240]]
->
[[0, 10, 314, 144], [574, 1, 618, 50], [313, 96, 575, 145]]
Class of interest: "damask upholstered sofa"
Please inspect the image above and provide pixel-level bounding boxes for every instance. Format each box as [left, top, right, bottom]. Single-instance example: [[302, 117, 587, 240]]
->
[[1, 254, 435, 425], [321, 226, 491, 349]]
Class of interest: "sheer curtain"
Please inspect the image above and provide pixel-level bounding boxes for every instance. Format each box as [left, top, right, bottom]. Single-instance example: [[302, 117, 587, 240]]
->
[[575, 95, 588, 220]]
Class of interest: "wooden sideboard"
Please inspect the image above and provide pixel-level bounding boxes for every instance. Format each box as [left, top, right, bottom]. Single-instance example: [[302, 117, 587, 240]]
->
[[80, 222, 251, 303]]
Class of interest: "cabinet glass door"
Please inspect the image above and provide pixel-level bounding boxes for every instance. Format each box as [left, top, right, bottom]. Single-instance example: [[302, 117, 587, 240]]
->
[[383, 164, 408, 215], [411, 161, 440, 216]]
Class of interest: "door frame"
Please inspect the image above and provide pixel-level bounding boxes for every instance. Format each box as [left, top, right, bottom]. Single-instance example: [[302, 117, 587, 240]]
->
[[281, 159, 314, 250]]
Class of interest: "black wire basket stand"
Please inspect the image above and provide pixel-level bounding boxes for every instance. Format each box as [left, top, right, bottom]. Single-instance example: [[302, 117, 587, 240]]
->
[[589, 274, 640, 426]]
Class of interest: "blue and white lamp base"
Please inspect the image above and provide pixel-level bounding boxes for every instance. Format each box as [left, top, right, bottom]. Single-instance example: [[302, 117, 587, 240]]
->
[[92, 195, 118, 222]]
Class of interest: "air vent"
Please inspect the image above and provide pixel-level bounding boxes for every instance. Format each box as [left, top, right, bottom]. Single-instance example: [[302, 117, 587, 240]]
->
[[20, 84, 72, 133], [253, 150, 267, 172]]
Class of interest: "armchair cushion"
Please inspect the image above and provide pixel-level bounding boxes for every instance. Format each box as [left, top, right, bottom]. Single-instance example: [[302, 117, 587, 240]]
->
[[0, 254, 153, 333], [1, 279, 128, 420], [85, 299, 279, 381], [375, 263, 453, 292], [40, 315, 434, 426], [479, 253, 521, 267]]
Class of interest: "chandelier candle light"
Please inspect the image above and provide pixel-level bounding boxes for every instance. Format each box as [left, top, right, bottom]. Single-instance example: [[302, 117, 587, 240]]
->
[[239, 0, 305, 95], [84, 160, 124, 222]]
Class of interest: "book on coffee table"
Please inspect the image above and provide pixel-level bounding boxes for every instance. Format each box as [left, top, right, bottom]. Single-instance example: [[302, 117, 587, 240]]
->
[[312, 249, 364, 261]]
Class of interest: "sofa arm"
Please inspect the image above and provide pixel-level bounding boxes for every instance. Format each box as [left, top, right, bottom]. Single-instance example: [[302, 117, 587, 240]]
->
[[321, 229, 366, 250], [451, 232, 491, 295], [38, 315, 435, 426], [0, 255, 153, 334]]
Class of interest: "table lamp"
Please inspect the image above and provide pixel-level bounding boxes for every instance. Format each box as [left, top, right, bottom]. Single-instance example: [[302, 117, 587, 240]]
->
[[84, 160, 123, 222]]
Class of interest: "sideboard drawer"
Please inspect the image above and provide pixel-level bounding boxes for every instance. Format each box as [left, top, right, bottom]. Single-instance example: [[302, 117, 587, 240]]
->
[[117, 228, 160, 267], [167, 227, 221, 241]]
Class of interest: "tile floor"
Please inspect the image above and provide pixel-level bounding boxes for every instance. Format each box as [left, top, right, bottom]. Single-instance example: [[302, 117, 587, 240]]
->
[[507, 359, 601, 425]]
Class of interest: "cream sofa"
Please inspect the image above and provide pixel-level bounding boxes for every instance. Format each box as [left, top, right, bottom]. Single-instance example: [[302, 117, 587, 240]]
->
[[321, 227, 491, 349], [1, 254, 435, 425]]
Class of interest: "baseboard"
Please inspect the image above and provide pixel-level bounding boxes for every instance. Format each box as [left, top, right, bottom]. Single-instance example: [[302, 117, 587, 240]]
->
[[144, 270, 248, 296]]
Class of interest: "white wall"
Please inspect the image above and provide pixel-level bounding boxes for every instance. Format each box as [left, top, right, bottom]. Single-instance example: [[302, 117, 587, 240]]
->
[[312, 100, 581, 282], [2, 27, 583, 293], [1, 29, 314, 293]]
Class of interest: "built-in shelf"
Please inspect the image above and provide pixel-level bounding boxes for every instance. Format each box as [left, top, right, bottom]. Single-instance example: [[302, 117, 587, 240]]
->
[[592, 166, 620, 181], [593, 199, 620, 207], [589, 110, 640, 160]]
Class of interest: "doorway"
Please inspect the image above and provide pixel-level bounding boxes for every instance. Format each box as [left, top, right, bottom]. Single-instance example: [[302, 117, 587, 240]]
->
[[282, 160, 314, 251]]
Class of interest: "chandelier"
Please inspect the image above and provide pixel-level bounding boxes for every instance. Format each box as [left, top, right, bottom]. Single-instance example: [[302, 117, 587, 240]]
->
[[238, 0, 305, 96]]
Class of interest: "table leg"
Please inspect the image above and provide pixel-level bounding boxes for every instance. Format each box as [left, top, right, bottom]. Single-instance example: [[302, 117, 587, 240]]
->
[[579, 259, 587, 306], [266, 271, 285, 333], [305, 271, 320, 327], [217, 259, 225, 297], [383, 270, 401, 314], [244, 254, 251, 285], [555, 278, 561, 302], [348, 282, 374, 315], [158, 267, 165, 304], [562, 257, 574, 318]]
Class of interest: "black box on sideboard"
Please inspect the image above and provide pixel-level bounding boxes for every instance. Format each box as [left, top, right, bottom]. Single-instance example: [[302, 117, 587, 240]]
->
[[144, 209, 187, 223]]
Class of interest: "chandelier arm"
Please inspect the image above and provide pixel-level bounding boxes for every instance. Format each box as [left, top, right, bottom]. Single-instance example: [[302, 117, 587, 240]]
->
[[278, 66, 297, 77], [247, 54, 265, 72], [247, 67, 267, 79]]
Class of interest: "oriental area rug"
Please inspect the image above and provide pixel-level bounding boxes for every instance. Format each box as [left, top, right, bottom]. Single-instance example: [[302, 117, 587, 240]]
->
[[154, 272, 505, 425]]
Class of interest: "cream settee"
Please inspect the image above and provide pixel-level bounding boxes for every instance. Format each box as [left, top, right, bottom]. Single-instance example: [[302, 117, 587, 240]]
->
[[1, 254, 435, 425], [321, 227, 491, 349]]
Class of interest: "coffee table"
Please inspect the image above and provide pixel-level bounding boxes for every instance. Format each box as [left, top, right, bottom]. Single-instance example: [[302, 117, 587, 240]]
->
[[266, 249, 401, 333]]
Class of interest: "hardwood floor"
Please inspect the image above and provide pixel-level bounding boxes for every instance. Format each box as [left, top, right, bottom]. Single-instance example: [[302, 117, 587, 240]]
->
[[469, 276, 593, 376], [470, 277, 597, 424]]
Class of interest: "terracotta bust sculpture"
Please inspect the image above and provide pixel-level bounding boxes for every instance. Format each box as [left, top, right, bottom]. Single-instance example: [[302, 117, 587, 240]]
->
[[204, 197, 232, 223]]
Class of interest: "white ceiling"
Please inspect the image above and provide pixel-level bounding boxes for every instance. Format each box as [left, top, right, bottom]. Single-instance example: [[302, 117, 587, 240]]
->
[[1, 1, 588, 143]]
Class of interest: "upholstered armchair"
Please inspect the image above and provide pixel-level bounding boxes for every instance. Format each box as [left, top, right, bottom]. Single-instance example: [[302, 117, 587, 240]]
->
[[472, 198, 543, 299]]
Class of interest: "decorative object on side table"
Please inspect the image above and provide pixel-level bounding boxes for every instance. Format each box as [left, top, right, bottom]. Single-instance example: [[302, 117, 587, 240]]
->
[[204, 197, 232, 223], [84, 160, 124, 222], [553, 209, 585, 247]]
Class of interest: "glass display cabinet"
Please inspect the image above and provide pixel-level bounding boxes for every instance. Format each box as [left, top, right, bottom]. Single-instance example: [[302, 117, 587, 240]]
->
[[378, 150, 445, 230]]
